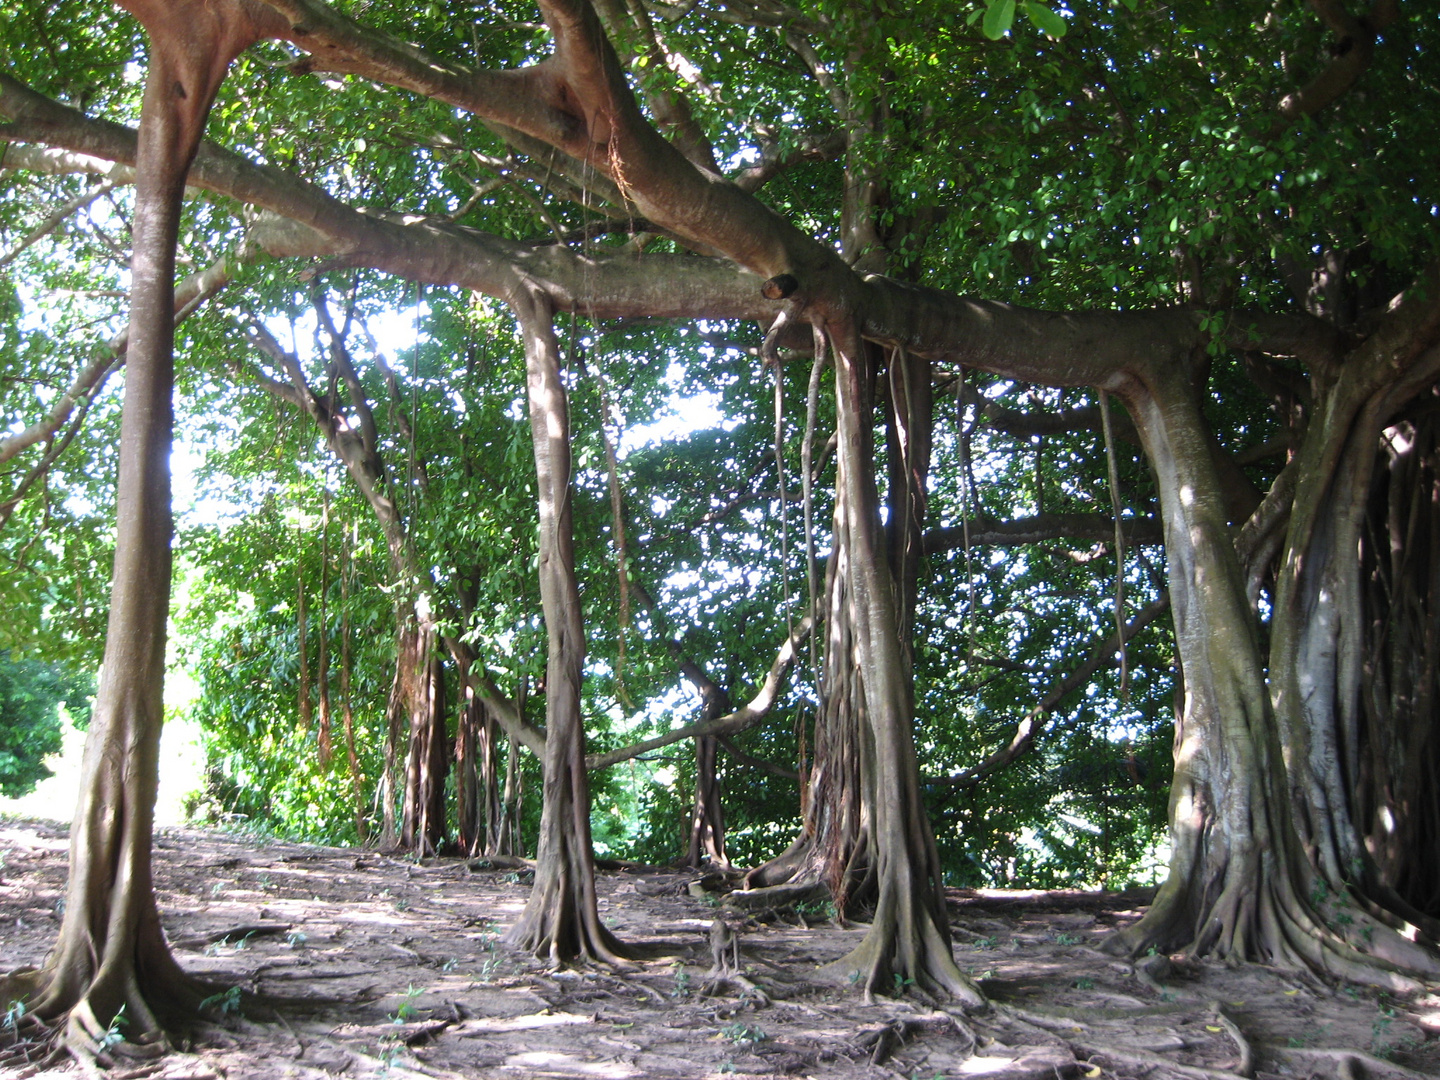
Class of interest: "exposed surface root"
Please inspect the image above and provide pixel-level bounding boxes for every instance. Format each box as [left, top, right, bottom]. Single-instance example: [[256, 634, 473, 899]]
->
[[724, 879, 829, 913], [5, 822, 1439, 1079], [1272, 1046, 1440, 1080]]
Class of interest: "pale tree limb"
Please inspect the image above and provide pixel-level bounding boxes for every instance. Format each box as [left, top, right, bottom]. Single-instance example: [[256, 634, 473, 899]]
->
[[926, 595, 1170, 791], [0, 179, 117, 269], [586, 616, 811, 769], [0, 254, 234, 468]]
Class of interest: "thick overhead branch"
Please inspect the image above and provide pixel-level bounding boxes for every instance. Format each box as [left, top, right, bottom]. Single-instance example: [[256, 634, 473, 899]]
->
[[0, 71, 776, 321], [925, 512, 1164, 553], [1269, 0, 1400, 137]]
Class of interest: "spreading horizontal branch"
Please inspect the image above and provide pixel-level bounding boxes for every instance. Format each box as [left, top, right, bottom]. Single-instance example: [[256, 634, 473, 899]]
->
[[926, 595, 1171, 791], [925, 513, 1164, 553], [587, 616, 811, 770]]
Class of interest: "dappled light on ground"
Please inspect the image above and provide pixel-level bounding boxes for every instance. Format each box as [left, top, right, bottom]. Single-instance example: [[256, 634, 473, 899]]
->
[[2, 819, 1438, 1079]]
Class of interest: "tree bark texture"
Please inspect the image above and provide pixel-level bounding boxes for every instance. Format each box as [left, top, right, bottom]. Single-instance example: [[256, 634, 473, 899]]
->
[[454, 666, 502, 857], [815, 322, 980, 1004], [687, 731, 729, 869], [1360, 413, 1440, 918], [401, 628, 448, 855], [1108, 322, 1440, 986], [504, 289, 628, 963], [32, 0, 283, 1053]]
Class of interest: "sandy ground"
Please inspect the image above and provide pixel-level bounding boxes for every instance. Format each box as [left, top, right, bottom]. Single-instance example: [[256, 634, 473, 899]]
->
[[2, 818, 1439, 1079]]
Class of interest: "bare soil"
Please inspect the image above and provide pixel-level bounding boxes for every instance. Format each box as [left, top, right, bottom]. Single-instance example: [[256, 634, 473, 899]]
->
[[1, 818, 1438, 1080]]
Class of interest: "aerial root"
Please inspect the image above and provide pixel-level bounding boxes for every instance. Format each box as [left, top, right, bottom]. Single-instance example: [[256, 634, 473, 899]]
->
[[0, 1007, 65, 1076], [1208, 1003, 1254, 1077], [855, 1012, 975, 1068]]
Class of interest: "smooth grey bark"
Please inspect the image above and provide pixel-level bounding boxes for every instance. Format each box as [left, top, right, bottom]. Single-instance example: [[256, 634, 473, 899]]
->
[[29, 0, 284, 1054], [504, 289, 628, 963]]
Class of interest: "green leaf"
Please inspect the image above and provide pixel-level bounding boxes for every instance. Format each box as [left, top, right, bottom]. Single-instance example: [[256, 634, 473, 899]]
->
[[983, 0, 1016, 40], [1025, 1, 1067, 37]]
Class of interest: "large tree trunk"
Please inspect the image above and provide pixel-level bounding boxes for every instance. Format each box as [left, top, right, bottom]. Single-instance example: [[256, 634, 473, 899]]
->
[[455, 659, 483, 852], [815, 322, 979, 1004], [746, 344, 934, 928], [686, 729, 731, 869], [504, 290, 628, 963], [401, 628, 448, 855], [27, 0, 279, 1056], [1263, 324, 1440, 977], [744, 507, 870, 910], [1360, 411, 1440, 917], [378, 623, 409, 850], [1107, 328, 1440, 986], [1106, 363, 1298, 963]]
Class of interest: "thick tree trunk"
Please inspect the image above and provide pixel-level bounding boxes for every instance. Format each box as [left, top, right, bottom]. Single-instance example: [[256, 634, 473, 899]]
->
[[1360, 413, 1440, 917], [477, 700, 502, 854], [686, 731, 730, 869], [1263, 334, 1440, 977], [455, 661, 482, 857], [401, 629, 448, 855], [817, 323, 980, 1004], [29, 0, 279, 1055], [1106, 366, 1298, 964], [1108, 337, 1440, 986], [504, 290, 628, 963], [497, 717, 524, 857], [747, 345, 933, 927], [745, 516, 871, 909], [379, 623, 409, 850], [455, 658, 502, 858]]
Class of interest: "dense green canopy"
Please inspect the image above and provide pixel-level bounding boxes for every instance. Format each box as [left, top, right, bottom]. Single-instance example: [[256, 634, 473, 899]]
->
[[3, 0, 1440, 1032]]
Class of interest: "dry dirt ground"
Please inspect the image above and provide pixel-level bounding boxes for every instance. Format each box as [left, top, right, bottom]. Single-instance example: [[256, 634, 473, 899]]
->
[[2, 818, 1439, 1080]]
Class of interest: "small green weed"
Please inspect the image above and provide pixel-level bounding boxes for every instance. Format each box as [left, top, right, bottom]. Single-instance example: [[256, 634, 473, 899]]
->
[[1073, 977, 1095, 990], [720, 1022, 766, 1046], [391, 985, 423, 1024], [97, 1005, 127, 1052], [892, 973, 916, 996], [1370, 1006, 1407, 1057], [286, 931, 308, 948], [2, 998, 26, 1030], [199, 985, 244, 1019], [794, 898, 837, 922], [671, 964, 692, 999], [1055, 932, 1081, 946], [974, 936, 997, 950]]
